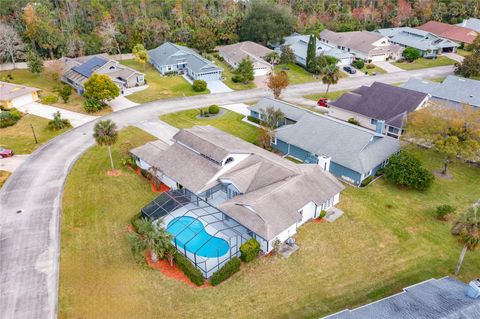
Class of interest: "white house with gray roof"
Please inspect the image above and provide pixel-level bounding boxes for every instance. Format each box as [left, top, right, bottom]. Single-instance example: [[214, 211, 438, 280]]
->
[[148, 42, 222, 82], [248, 98, 400, 186]]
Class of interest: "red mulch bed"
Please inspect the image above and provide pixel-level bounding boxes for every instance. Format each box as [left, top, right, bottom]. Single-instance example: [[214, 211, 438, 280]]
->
[[107, 169, 122, 176], [130, 167, 170, 193], [312, 218, 326, 223]]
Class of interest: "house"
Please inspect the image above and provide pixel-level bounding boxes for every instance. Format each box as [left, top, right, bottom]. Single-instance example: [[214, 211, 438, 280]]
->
[[376, 27, 459, 57], [416, 21, 478, 46], [131, 125, 344, 277], [402, 75, 480, 110], [458, 18, 480, 33], [248, 98, 400, 186], [0, 82, 39, 108], [328, 82, 429, 138], [148, 42, 222, 82], [216, 41, 273, 76], [319, 30, 403, 62], [322, 277, 480, 319], [276, 33, 355, 67], [61, 54, 145, 95]]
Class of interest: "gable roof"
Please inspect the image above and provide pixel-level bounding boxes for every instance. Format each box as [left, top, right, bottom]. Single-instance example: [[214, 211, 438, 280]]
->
[[376, 27, 459, 51], [458, 18, 480, 32], [330, 82, 428, 128], [216, 41, 273, 68], [402, 75, 480, 108], [0, 82, 39, 101], [283, 33, 354, 61], [322, 277, 480, 319], [417, 21, 478, 44]]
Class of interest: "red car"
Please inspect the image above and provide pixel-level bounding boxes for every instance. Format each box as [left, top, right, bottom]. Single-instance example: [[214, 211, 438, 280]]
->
[[317, 98, 329, 107], [0, 148, 14, 158]]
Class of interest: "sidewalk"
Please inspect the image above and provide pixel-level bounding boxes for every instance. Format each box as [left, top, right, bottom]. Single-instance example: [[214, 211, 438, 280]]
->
[[15, 102, 97, 127]]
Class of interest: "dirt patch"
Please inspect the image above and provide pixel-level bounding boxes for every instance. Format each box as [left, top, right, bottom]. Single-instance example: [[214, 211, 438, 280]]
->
[[312, 218, 327, 224], [433, 170, 453, 179], [107, 169, 122, 176]]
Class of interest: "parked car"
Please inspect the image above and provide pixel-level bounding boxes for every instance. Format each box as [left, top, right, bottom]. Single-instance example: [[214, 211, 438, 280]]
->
[[0, 148, 14, 158], [343, 66, 357, 74], [317, 98, 329, 107]]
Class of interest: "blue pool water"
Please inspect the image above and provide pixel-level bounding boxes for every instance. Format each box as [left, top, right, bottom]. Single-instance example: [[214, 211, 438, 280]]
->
[[167, 216, 230, 258]]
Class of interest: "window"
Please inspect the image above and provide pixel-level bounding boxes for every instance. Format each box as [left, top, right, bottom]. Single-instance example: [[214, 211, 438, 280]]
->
[[388, 126, 400, 134], [109, 66, 115, 70], [224, 157, 234, 165], [371, 119, 377, 125], [271, 136, 277, 145]]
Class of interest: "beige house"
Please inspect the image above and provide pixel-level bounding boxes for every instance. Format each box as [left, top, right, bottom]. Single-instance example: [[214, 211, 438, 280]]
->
[[216, 41, 273, 76], [0, 82, 39, 108]]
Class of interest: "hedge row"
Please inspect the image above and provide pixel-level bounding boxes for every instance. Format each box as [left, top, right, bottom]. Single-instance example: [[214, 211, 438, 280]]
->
[[174, 252, 205, 286], [247, 115, 261, 124], [210, 257, 241, 286]]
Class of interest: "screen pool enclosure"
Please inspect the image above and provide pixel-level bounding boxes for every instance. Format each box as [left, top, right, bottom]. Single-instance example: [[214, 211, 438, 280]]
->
[[141, 189, 252, 278]]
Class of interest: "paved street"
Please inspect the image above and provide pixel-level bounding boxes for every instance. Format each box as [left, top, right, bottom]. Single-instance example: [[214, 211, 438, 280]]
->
[[0, 65, 455, 319]]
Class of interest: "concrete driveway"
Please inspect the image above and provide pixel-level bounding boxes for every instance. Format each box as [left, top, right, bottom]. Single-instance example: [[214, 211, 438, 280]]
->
[[15, 102, 97, 127], [373, 61, 404, 73], [221, 103, 251, 116], [107, 95, 138, 111], [0, 155, 29, 172], [443, 52, 464, 63], [207, 80, 233, 93]]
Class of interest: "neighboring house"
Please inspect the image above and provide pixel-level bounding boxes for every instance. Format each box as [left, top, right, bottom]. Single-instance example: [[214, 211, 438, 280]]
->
[[416, 21, 478, 46], [132, 125, 344, 277], [276, 33, 355, 67], [216, 41, 273, 76], [148, 42, 222, 82], [248, 98, 400, 186], [61, 54, 145, 95], [322, 277, 480, 319], [376, 27, 459, 57], [319, 30, 403, 62], [403, 75, 480, 109], [0, 82, 39, 108], [328, 82, 428, 138], [457, 18, 480, 33]]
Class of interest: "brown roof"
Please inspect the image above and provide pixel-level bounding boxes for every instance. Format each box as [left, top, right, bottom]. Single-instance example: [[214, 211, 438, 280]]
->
[[416, 21, 478, 44], [0, 81, 39, 102], [216, 41, 272, 68]]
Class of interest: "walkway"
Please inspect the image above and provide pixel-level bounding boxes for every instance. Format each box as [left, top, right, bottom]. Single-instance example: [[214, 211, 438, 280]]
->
[[373, 61, 404, 73], [15, 102, 97, 127]]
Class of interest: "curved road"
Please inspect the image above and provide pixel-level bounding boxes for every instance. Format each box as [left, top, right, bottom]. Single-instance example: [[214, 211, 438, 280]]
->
[[0, 66, 453, 319]]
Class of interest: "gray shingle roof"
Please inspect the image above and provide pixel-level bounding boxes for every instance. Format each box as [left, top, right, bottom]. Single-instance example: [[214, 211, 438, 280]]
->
[[376, 27, 459, 51], [0, 81, 39, 101], [216, 41, 273, 69], [458, 18, 480, 32], [322, 277, 480, 319], [283, 33, 354, 62], [330, 82, 428, 128], [249, 97, 309, 121]]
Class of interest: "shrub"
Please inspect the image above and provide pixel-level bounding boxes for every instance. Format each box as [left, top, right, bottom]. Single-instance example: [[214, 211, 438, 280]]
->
[[384, 151, 434, 191], [239, 238, 261, 262], [122, 156, 137, 169], [318, 210, 327, 219], [83, 97, 105, 113], [210, 257, 241, 286], [130, 212, 142, 232], [366, 64, 375, 69], [0, 108, 22, 128], [247, 115, 261, 124], [140, 168, 149, 178], [361, 175, 375, 187], [231, 74, 242, 83], [54, 84, 73, 103], [47, 111, 71, 130], [208, 105, 220, 114], [436, 204, 455, 220], [352, 60, 365, 69], [348, 117, 360, 125], [375, 168, 385, 176], [174, 252, 205, 286], [40, 94, 59, 105], [402, 47, 421, 62], [192, 80, 207, 92]]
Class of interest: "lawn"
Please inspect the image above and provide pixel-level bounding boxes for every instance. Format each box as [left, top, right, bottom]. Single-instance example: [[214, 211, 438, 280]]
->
[[59, 132, 480, 319], [120, 60, 209, 103], [274, 63, 346, 85], [160, 108, 259, 144], [456, 49, 472, 57], [392, 56, 456, 70], [358, 64, 387, 75], [0, 69, 95, 114], [211, 57, 256, 90], [0, 170, 11, 188], [304, 89, 351, 102], [0, 114, 69, 154]]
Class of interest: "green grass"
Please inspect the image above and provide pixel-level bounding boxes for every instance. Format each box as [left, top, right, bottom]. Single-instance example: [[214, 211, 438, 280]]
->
[[456, 49, 472, 57], [359, 64, 387, 75], [0, 170, 11, 188], [304, 89, 351, 102], [120, 60, 209, 103], [59, 136, 480, 318], [211, 57, 256, 90], [392, 56, 456, 70], [274, 63, 346, 85], [160, 108, 259, 144], [0, 114, 69, 154]]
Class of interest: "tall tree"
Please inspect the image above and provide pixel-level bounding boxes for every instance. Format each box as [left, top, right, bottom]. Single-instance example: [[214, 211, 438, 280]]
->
[[451, 206, 480, 275], [83, 74, 120, 104], [26, 50, 44, 74], [266, 70, 289, 99], [232, 58, 254, 84], [455, 35, 480, 78], [190, 27, 216, 53], [322, 64, 340, 97], [279, 45, 296, 65], [132, 43, 149, 71], [0, 23, 24, 69], [129, 218, 172, 263], [306, 34, 317, 73], [93, 120, 119, 173], [98, 15, 123, 58]]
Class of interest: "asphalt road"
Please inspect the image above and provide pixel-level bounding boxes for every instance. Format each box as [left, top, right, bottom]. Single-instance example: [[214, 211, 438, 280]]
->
[[0, 65, 454, 319]]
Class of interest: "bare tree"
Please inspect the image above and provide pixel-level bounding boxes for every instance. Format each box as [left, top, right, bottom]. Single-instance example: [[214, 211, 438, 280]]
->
[[0, 23, 25, 69], [98, 19, 122, 59]]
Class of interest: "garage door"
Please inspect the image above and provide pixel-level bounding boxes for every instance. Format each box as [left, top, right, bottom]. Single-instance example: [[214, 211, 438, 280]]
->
[[11, 94, 34, 107], [370, 54, 388, 62], [254, 67, 270, 76], [196, 72, 221, 82]]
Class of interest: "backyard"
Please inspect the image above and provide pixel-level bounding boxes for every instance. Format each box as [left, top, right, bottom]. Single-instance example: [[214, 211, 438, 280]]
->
[[211, 57, 256, 90], [392, 56, 456, 70], [59, 126, 480, 319], [120, 60, 209, 103]]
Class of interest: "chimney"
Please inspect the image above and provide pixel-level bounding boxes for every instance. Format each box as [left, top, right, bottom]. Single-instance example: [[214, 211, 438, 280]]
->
[[375, 119, 385, 134], [318, 155, 331, 171], [466, 279, 480, 299]]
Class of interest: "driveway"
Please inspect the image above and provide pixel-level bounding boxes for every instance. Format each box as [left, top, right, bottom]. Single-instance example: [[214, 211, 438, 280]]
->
[[373, 61, 404, 73], [0, 155, 28, 172], [443, 52, 464, 63], [207, 80, 233, 93], [254, 75, 267, 88], [221, 103, 251, 116], [107, 95, 138, 111], [15, 102, 97, 127]]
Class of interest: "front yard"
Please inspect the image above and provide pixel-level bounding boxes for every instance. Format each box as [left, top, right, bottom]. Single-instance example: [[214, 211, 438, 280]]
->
[[59, 125, 480, 319], [304, 89, 351, 102], [392, 56, 456, 70], [211, 57, 256, 90], [274, 63, 347, 85], [358, 64, 387, 75]]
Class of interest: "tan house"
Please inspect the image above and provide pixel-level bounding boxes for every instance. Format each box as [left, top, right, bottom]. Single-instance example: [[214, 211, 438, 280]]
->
[[216, 41, 273, 76], [0, 82, 39, 108]]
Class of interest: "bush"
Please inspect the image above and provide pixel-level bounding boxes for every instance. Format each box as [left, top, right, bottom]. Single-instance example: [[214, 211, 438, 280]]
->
[[47, 111, 71, 130], [318, 210, 327, 219], [384, 151, 434, 191], [0, 108, 22, 128], [361, 175, 375, 187], [348, 117, 360, 125], [54, 84, 73, 103], [122, 156, 137, 169], [402, 47, 421, 62], [210, 257, 241, 286], [40, 94, 59, 105], [208, 105, 220, 114], [231, 74, 242, 83], [83, 97, 105, 113], [375, 168, 385, 176], [174, 252, 205, 286], [239, 238, 261, 262], [436, 205, 455, 220], [192, 80, 207, 92], [352, 60, 365, 69], [130, 212, 142, 232], [366, 64, 375, 69]]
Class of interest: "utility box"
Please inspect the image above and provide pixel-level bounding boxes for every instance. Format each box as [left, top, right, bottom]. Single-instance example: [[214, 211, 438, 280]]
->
[[466, 279, 480, 299]]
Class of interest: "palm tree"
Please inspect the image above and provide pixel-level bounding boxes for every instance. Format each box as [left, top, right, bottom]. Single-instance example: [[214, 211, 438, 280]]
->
[[451, 206, 480, 275], [129, 218, 173, 263], [322, 64, 340, 98], [93, 120, 118, 172]]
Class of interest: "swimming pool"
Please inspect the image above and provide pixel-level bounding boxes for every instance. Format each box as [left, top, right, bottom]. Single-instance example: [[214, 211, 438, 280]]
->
[[167, 216, 230, 258]]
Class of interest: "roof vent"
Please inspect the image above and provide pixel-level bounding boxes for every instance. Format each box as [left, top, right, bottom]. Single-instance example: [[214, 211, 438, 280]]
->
[[466, 279, 480, 299]]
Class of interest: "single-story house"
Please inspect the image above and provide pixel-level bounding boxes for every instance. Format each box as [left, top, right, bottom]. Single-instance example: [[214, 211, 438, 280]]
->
[[149, 42, 222, 82], [276, 33, 355, 67], [132, 125, 344, 277], [216, 41, 273, 76], [376, 27, 459, 57], [328, 82, 428, 138], [416, 21, 478, 45], [248, 98, 400, 186], [319, 30, 403, 62], [457, 18, 480, 33], [402, 75, 480, 110], [0, 82, 39, 108], [322, 277, 480, 319], [61, 54, 145, 95]]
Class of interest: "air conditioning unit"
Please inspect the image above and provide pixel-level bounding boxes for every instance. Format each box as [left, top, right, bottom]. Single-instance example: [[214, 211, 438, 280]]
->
[[466, 279, 480, 299]]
